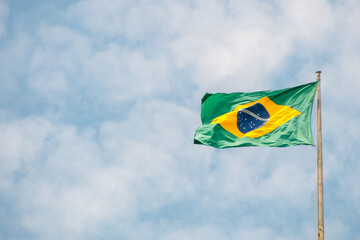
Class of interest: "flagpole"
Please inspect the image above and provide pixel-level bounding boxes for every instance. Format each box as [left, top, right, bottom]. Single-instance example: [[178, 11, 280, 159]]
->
[[316, 71, 324, 240]]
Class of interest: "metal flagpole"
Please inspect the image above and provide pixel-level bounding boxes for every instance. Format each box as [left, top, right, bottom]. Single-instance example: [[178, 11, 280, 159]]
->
[[316, 71, 324, 240]]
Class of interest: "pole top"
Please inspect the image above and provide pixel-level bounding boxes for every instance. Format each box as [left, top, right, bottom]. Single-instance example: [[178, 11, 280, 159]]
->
[[316, 71, 321, 81]]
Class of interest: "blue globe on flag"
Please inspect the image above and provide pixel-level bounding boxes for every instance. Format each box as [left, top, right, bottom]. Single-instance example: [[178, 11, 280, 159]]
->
[[237, 103, 270, 134]]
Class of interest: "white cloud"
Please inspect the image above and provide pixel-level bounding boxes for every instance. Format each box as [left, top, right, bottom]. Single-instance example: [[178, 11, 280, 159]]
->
[[0, 100, 207, 239], [206, 147, 315, 205], [0, 117, 135, 238], [167, 0, 335, 92], [1, 0, 341, 104], [27, 25, 92, 96], [67, 0, 298, 92], [84, 43, 170, 102], [0, 117, 53, 190], [169, 0, 288, 90], [276, 0, 334, 45], [66, 0, 133, 37]]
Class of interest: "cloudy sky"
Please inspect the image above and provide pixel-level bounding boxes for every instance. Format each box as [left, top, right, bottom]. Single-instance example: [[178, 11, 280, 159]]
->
[[1, 0, 359, 239]]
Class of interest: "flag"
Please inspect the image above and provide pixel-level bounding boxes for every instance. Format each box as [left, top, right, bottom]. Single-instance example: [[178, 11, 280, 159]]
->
[[194, 81, 318, 148]]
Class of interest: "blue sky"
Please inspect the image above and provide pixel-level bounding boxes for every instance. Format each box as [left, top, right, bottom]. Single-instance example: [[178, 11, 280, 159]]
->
[[0, 0, 360, 239]]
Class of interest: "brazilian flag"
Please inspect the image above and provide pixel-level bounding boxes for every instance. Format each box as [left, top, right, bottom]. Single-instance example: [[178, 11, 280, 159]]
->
[[194, 81, 318, 148]]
